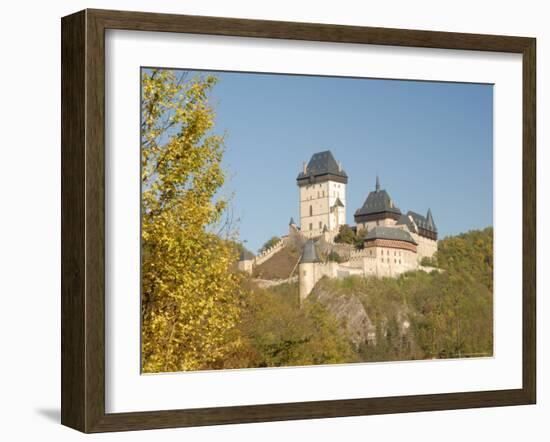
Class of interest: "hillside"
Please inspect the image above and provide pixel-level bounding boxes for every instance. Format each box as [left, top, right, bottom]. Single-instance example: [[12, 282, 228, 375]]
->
[[252, 245, 301, 280], [310, 227, 494, 362], [211, 227, 494, 370], [436, 226, 493, 291]]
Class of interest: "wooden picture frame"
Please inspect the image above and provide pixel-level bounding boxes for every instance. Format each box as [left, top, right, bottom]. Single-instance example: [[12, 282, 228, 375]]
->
[[61, 8, 536, 433]]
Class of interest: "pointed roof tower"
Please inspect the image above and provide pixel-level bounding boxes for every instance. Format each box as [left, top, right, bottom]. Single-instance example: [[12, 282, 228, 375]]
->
[[300, 240, 321, 263], [239, 248, 255, 261], [407, 209, 438, 240], [354, 175, 401, 223], [426, 208, 436, 230], [296, 150, 348, 186]]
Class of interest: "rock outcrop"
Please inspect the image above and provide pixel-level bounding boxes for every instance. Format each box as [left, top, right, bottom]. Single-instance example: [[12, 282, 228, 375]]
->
[[311, 285, 376, 348]]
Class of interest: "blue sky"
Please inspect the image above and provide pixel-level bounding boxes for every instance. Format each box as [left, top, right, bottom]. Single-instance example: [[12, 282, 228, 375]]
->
[[166, 69, 493, 253]]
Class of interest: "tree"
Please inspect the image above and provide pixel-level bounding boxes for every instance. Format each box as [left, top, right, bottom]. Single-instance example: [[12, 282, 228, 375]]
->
[[259, 236, 281, 254], [334, 224, 361, 246], [224, 282, 357, 368], [420, 256, 436, 267], [140, 69, 245, 373]]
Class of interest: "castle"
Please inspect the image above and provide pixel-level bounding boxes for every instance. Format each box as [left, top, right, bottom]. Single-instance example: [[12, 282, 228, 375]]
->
[[239, 150, 439, 302]]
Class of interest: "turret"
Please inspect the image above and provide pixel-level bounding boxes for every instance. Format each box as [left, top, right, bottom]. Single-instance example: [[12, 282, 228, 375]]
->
[[237, 248, 255, 274], [299, 240, 321, 303]]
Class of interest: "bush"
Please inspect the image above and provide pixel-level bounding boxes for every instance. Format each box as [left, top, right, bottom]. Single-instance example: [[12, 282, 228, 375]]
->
[[334, 224, 356, 244]]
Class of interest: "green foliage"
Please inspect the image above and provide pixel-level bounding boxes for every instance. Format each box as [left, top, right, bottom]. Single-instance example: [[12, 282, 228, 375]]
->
[[259, 236, 281, 254], [327, 251, 344, 263], [420, 256, 436, 267], [436, 227, 493, 291], [313, 227, 494, 361], [218, 282, 357, 369], [334, 224, 356, 244]]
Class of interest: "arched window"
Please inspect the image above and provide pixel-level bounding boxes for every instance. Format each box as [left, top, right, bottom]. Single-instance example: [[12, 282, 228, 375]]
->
[[309, 205, 313, 216]]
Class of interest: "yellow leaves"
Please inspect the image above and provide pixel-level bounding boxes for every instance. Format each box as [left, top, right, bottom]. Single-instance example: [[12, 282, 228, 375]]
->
[[140, 68, 245, 373]]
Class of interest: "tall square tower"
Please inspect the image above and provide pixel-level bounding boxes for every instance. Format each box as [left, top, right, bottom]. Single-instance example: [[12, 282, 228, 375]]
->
[[296, 151, 348, 238]]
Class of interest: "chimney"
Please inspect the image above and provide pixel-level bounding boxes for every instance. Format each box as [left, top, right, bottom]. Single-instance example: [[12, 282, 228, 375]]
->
[[303, 162, 307, 174], [338, 161, 342, 172]]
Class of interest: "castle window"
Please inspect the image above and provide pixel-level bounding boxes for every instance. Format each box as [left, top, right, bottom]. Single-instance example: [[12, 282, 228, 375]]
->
[[322, 191, 325, 197], [399, 260, 402, 264], [309, 223, 313, 231], [319, 221, 322, 229], [394, 259, 397, 263], [309, 205, 313, 217]]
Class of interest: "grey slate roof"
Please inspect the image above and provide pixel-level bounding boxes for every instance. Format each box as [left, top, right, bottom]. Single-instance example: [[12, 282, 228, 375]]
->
[[300, 239, 321, 263], [297, 150, 348, 183], [239, 248, 255, 261], [355, 178, 401, 217], [364, 226, 417, 245], [396, 214, 417, 233], [407, 210, 437, 233], [332, 197, 345, 208]]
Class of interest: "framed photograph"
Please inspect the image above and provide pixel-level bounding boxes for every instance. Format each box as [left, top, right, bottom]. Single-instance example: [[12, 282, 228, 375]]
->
[[61, 9, 536, 433]]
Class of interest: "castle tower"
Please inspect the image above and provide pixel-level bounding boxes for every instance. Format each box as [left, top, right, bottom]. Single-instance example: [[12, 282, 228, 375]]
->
[[354, 176, 402, 232], [237, 248, 255, 274], [299, 239, 321, 303], [296, 151, 348, 238]]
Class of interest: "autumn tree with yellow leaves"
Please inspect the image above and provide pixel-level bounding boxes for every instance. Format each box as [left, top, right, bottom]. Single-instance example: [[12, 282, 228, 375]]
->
[[140, 69, 245, 373]]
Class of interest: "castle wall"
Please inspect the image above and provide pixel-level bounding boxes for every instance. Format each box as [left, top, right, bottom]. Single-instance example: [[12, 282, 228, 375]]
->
[[352, 245, 417, 278], [299, 260, 362, 302], [299, 180, 346, 238], [411, 233, 438, 262], [254, 238, 286, 265]]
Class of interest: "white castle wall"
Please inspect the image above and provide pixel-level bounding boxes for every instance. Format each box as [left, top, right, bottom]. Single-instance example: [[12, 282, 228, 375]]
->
[[410, 233, 438, 262], [347, 247, 417, 277], [299, 243, 425, 300], [299, 260, 363, 303]]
